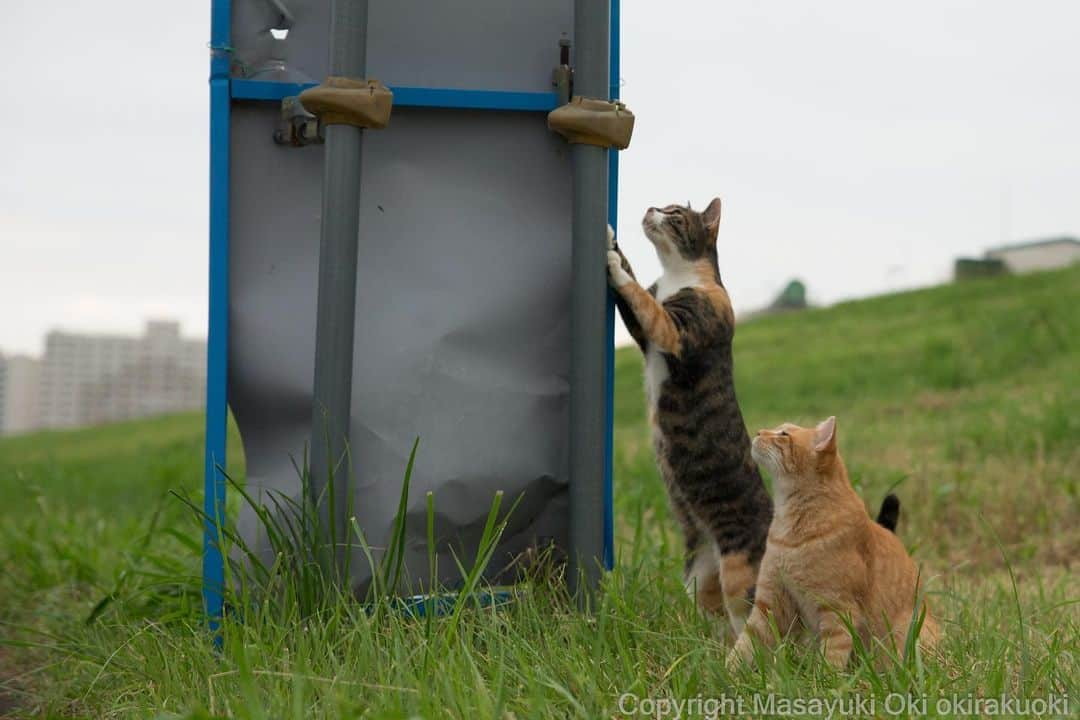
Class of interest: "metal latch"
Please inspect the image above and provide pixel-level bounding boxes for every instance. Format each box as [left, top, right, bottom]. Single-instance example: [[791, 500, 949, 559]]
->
[[547, 96, 635, 149], [298, 77, 393, 129], [552, 38, 572, 106], [273, 96, 323, 146]]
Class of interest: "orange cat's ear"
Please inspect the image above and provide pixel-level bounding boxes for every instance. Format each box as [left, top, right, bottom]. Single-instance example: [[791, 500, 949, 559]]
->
[[702, 197, 722, 241], [814, 416, 837, 454]]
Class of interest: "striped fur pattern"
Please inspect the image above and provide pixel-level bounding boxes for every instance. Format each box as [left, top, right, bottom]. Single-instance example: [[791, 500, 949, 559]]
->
[[727, 417, 939, 669], [607, 199, 773, 635]]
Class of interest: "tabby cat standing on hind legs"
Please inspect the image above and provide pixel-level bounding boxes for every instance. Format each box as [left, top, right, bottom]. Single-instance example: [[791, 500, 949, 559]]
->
[[606, 198, 773, 634]]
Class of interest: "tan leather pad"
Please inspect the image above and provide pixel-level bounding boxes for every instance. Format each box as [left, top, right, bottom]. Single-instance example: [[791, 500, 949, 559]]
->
[[547, 96, 634, 149], [299, 77, 394, 129]]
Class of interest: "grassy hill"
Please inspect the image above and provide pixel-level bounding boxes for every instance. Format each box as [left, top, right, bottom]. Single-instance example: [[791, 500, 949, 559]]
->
[[1, 265, 1077, 717], [615, 265, 1078, 570]]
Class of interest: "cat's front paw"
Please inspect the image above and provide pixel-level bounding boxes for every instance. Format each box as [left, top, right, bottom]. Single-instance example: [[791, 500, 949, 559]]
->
[[607, 250, 631, 288], [606, 224, 616, 250], [726, 634, 753, 672]]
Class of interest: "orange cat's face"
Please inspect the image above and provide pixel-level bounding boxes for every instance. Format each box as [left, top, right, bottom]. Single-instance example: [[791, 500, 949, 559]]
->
[[751, 416, 838, 480]]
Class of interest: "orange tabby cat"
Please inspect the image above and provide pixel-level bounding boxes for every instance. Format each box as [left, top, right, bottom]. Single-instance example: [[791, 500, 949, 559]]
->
[[727, 417, 938, 669]]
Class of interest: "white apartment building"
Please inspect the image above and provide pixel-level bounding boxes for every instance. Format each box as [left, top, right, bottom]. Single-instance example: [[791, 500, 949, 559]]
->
[[0, 354, 42, 434], [986, 237, 1080, 273], [33, 320, 206, 431]]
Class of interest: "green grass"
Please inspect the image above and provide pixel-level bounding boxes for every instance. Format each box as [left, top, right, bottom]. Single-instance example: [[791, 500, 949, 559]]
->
[[2, 266, 1078, 718]]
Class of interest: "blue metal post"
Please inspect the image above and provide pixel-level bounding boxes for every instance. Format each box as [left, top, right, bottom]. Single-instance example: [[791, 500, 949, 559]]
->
[[204, 0, 231, 637], [603, 0, 620, 571]]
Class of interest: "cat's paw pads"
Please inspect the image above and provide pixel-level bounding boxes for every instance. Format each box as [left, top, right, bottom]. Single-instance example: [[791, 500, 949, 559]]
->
[[606, 224, 616, 250], [607, 250, 631, 288]]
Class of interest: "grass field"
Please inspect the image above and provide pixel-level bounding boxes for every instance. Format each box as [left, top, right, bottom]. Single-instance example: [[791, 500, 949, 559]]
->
[[2, 266, 1077, 718]]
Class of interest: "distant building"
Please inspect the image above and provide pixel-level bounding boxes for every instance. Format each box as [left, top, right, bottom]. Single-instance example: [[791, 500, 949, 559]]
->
[[741, 279, 811, 321], [769, 279, 808, 311], [34, 320, 206, 431], [79, 354, 205, 426], [954, 257, 1007, 281], [0, 354, 42, 435], [985, 237, 1080, 274]]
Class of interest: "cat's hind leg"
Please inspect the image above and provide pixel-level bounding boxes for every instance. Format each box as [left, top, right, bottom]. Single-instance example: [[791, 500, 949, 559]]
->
[[671, 494, 723, 614], [818, 607, 860, 669], [718, 550, 759, 637], [684, 538, 724, 615], [887, 606, 939, 657]]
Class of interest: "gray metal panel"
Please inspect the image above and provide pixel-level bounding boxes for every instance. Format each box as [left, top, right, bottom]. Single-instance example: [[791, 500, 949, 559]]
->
[[232, 0, 327, 83], [232, 0, 572, 92], [230, 103, 574, 590]]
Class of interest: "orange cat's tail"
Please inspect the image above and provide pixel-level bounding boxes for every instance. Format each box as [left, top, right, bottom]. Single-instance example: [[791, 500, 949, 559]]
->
[[876, 494, 901, 533]]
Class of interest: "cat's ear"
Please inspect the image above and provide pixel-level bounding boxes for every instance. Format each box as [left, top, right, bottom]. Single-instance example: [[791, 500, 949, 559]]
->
[[704, 197, 721, 239], [814, 416, 837, 454], [702, 197, 722, 241]]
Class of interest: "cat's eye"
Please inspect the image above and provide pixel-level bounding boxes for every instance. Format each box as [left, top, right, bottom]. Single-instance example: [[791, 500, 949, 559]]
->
[[778, 430, 789, 437]]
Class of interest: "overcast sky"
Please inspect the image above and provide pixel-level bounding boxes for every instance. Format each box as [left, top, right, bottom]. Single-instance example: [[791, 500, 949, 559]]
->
[[2, 1, 1078, 355]]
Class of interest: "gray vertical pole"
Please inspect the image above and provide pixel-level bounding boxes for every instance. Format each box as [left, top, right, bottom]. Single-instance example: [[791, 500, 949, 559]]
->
[[310, 0, 368, 584], [567, 0, 610, 602]]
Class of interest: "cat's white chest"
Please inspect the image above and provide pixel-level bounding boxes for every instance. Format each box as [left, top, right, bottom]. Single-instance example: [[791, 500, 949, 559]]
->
[[644, 346, 669, 410], [643, 264, 702, 410]]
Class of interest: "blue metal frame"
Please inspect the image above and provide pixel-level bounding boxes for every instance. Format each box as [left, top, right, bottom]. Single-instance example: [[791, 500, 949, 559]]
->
[[602, 0, 620, 571], [204, 0, 231, 637], [204, 0, 622, 619], [232, 79, 559, 111]]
